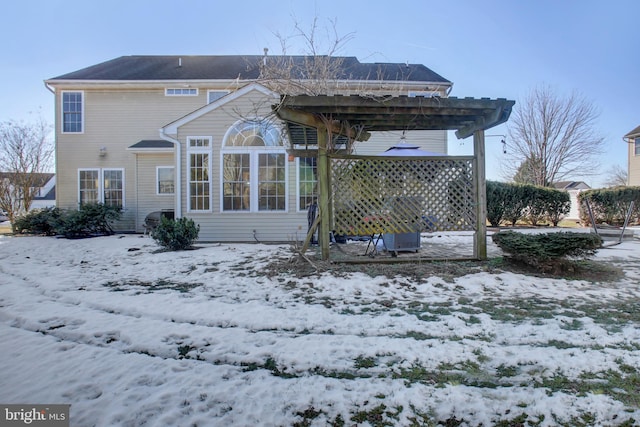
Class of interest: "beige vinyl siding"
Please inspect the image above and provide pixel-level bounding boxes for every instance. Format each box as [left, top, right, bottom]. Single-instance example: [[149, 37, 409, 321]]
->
[[133, 154, 175, 232], [352, 130, 448, 155], [629, 140, 640, 186], [55, 88, 206, 231], [176, 88, 309, 242]]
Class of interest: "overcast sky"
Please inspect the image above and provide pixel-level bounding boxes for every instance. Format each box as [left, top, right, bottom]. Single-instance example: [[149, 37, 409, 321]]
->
[[2, 0, 638, 186]]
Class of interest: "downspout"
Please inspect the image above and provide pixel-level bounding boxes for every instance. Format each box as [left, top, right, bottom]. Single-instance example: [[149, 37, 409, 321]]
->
[[159, 129, 182, 218]]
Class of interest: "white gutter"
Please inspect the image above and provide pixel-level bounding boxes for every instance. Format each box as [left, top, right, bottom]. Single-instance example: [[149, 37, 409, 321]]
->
[[159, 129, 182, 218], [44, 81, 55, 94]]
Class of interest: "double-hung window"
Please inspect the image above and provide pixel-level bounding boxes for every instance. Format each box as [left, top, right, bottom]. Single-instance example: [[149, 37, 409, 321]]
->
[[62, 91, 83, 133], [188, 137, 212, 212], [78, 168, 124, 207], [635, 139, 640, 156], [222, 119, 286, 212], [298, 157, 317, 211]]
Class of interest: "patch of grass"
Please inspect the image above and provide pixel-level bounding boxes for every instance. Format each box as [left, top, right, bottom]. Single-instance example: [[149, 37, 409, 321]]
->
[[350, 404, 400, 427], [354, 355, 377, 369], [177, 345, 194, 359], [495, 364, 518, 377], [103, 279, 202, 293], [293, 406, 322, 427]]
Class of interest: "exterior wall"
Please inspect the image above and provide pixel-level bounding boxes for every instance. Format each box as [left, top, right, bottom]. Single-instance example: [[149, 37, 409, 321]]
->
[[52, 82, 449, 241], [566, 190, 582, 221], [54, 87, 209, 230], [133, 153, 175, 231], [628, 138, 640, 186], [352, 130, 448, 155], [175, 88, 309, 242]]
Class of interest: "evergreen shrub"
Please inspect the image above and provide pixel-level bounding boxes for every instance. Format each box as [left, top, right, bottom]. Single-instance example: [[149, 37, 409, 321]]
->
[[492, 231, 602, 267], [56, 203, 122, 238], [12, 207, 63, 235], [152, 216, 200, 251]]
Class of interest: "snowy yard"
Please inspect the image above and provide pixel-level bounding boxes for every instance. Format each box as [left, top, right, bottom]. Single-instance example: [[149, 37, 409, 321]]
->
[[1, 232, 639, 426]]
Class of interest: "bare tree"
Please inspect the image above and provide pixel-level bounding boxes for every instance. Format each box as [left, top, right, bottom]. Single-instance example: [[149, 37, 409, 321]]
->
[[504, 84, 604, 186], [0, 117, 54, 222], [603, 164, 628, 187], [258, 16, 355, 96]]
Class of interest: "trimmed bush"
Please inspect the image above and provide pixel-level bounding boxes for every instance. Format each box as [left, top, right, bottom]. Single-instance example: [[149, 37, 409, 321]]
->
[[487, 182, 571, 227], [152, 216, 200, 251], [12, 207, 63, 235], [486, 181, 508, 227], [579, 187, 640, 226], [492, 230, 602, 267]]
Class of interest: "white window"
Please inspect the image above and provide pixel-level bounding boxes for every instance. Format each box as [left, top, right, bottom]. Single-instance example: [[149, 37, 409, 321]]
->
[[78, 168, 124, 207], [297, 157, 317, 211], [207, 90, 229, 104], [157, 166, 175, 195], [78, 169, 99, 205], [188, 137, 212, 212], [635, 139, 640, 156], [62, 91, 83, 133], [165, 88, 198, 96], [221, 119, 286, 212]]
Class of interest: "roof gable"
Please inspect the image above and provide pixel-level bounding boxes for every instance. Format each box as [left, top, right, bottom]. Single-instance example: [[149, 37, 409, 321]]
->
[[162, 83, 278, 135]]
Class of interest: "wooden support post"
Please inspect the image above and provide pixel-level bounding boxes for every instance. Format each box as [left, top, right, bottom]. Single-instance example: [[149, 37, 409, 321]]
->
[[473, 129, 487, 260], [317, 127, 331, 260]]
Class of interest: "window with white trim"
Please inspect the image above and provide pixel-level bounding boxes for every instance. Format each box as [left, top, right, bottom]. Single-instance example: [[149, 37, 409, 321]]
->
[[188, 137, 211, 211], [207, 90, 229, 104], [78, 168, 124, 207], [62, 91, 83, 133], [165, 88, 198, 96], [79, 169, 99, 205], [157, 166, 175, 195], [635, 139, 640, 156], [298, 157, 317, 211], [222, 119, 286, 212]]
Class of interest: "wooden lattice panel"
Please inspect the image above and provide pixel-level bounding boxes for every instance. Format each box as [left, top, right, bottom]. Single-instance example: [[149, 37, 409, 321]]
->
[[330, 155, 476, 236]]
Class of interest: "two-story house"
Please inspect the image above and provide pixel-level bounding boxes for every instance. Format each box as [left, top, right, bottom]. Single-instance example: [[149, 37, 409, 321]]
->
[[624, 125, 640, 186], [45, 55, 452, 241]]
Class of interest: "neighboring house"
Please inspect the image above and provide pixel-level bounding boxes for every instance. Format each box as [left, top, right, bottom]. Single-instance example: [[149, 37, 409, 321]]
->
[[552, 181, 591, 221], [0, 172, 56, 212], [44, 55, 452, 242], [623, 125, 640, 186], [30, 174, 56, 210]]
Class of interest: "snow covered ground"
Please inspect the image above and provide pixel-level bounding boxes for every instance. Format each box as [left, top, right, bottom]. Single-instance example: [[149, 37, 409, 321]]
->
[[0, 232, 639, 426]]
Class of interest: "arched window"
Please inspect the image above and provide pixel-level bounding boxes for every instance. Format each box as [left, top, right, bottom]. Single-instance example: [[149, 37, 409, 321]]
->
[[221, 119, 287, 212]]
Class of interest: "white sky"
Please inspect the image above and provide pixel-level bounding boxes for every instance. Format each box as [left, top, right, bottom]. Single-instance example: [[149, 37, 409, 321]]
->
[[1, 0, 638, 186]]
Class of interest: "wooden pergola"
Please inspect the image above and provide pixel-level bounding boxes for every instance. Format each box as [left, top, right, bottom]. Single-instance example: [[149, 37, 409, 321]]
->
[[274, 95, 515, 260]]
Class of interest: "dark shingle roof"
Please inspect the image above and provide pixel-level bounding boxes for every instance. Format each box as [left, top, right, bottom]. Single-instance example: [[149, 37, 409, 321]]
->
[[624, 125, 640, 139], [48, 55, 450, 84], [128, 140, 174, 149]]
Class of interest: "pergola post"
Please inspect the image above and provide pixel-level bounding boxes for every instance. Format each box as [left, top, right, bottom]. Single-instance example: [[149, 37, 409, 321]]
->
[[473, 129, 487, 259], [317, 126, 331, 260]]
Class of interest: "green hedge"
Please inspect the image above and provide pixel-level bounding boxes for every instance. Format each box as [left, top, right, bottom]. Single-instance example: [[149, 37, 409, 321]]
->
[[578, 187, 640, 226], [486, 181, 570, 227]]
